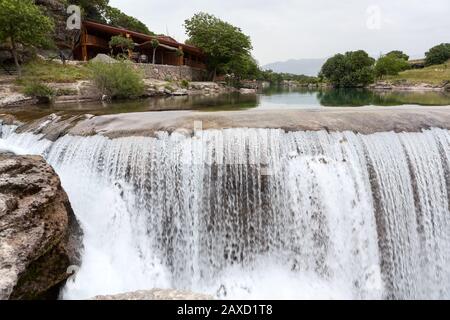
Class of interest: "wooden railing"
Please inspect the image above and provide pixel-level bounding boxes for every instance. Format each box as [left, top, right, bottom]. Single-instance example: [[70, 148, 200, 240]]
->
[[84, 34, 109, 49]]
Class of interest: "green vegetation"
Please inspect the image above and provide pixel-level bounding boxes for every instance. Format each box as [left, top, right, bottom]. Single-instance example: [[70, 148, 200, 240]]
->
[[320, 50, 375, 87], [71, 0, 154, 35], [375, 53, 410, 79], [385, 61, 450, 85], [425, 43, 450, 66], [22, 82, 55, 103], [259, 70, 319, 85], [0, 0, 54, 76], [385, 50, 409, 61], [70, 0, 109, 23], [104, 6, 154, 35], [88, 61, 145, 99], [55, 88, 78, 96], [164, 84, 175, 92], [109, 35, 135, 59], [16, 60, 90, 84], [180, 80, 190, 88], [184, 12, 253, 80], [151, 39, 160, 64]]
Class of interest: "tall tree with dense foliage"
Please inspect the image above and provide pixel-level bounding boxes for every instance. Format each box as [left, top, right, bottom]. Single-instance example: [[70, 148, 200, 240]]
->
[[104, 6, 155, 35], [320, 51, 375, 87], [71, 0, 110, 22], [375, 54, 410, 78], [72, 0, 154, 35], [425, 43, 450, 66], [184, 12, 252, 80], [0, 0, 54, 76]]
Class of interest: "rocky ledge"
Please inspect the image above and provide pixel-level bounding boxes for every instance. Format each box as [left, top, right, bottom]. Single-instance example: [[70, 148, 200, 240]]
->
[[0, 154, 82, 300], [92, 289, 213, 300], [370, 81, 450, 92]]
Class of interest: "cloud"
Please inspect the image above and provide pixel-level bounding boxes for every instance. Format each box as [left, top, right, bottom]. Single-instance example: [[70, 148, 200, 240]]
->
[[109, 0, 450, 64]]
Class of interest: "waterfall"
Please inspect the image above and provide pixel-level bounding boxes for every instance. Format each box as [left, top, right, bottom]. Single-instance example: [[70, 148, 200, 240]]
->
[[1, 122, 449, 300]]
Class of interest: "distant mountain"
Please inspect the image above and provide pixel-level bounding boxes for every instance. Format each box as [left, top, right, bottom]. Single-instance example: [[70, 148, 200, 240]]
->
[[262, 58, 327, 76]]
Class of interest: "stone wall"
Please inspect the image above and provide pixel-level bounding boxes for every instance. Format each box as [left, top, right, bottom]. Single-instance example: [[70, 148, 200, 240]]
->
[[135, 64, 207, 81]]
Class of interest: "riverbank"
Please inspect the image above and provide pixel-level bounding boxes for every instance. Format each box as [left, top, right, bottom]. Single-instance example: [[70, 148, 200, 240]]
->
[[0, 76, 242, 108]]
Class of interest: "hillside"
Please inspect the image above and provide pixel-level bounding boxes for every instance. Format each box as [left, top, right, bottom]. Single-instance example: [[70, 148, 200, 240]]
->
[[385, 60, 450, 85], [262, 58, 326, 76]]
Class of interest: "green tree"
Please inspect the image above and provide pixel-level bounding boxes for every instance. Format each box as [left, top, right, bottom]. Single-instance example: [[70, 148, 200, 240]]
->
[[109, 35, 135, 58], [104, 6, 154, 35], [0, 0, 54, 76], [184, 12, 252, 80], [425, 43, 450, 66], [71, 0, 109, 22], [386, 50, 409, 61], [320, 50, 375, 87], [71, 1, 153, 35], [224, 54, 260, 80], [375, 54, 410, 78], [150, 39, 160, 64]]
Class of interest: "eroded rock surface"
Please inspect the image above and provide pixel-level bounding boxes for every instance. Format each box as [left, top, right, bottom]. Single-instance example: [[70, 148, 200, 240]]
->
[[93, 289, 213, 300], [0, 154, 82, 300]]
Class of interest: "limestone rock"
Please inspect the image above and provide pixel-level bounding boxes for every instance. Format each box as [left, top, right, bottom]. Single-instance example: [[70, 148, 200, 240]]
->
[[0, 154, 82, 300], [90, 54, 118, 64]]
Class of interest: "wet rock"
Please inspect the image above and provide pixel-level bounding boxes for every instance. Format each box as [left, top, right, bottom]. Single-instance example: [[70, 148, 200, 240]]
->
[[172, 89, 188, 96], [239, 88, 257, 94], [92, 289, 214, 300], [0, 154, 82, 300]]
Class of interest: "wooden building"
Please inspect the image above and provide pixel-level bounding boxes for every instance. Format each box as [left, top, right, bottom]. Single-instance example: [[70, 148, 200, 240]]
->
[[73, 20, 206, 70]]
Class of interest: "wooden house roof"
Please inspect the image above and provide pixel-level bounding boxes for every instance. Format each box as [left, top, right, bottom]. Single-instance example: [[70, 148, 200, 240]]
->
[[83, 20, 204, 56]]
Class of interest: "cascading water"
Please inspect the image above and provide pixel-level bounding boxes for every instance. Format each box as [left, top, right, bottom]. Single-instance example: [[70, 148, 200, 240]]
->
[[1, 122, 449, 300]]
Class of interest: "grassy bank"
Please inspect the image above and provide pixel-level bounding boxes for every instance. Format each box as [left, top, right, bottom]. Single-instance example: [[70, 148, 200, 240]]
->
[[15, 61, 91, 85], [384, 61, 450, 85]]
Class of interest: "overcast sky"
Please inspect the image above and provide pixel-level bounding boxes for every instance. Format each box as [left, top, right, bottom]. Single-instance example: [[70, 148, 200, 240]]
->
[[109, 0, 450, 65]]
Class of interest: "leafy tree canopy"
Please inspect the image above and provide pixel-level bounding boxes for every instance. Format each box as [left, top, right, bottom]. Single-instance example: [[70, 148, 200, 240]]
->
[[72, 0, 154, 35], [386, 50, 409, 61], [71, 0, 109, 23], [375, 54, 410, 78], [320, 50, 375, 87], [184, 12, 252, 78], [425, 43, 450, 66], [0, 0, 54, 75], [104, 6, 155, 35]]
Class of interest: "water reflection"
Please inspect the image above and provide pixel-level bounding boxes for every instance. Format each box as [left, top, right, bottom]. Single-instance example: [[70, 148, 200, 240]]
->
[[3, 87, 449, 122]]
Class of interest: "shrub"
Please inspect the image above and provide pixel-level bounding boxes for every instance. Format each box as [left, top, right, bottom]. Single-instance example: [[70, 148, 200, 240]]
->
[[180, 79, 190, 88], [88, 61, 145, 99], [23, 82, 55, 103], [375, 55, 410, 78], [164, 84, 175, 92]]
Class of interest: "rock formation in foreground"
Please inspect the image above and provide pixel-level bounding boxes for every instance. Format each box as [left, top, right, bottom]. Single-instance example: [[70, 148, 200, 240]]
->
[[93, 289, 213, 300], [0, 154, 82, 300]]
